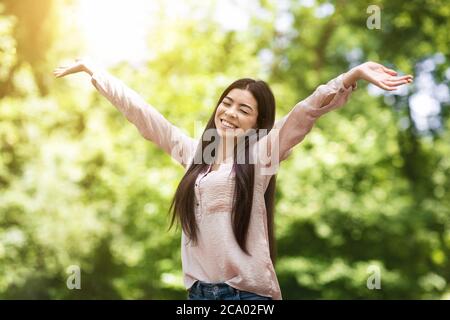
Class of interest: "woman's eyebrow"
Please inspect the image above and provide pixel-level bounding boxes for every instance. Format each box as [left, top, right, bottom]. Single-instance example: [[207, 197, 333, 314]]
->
[[224, 96, 254, 110]]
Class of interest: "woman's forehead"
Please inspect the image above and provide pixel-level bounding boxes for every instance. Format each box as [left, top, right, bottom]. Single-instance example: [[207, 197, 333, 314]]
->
[[225, 88, 257, 108]]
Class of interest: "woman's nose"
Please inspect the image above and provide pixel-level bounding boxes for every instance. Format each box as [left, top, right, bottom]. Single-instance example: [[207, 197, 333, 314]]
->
[[225, 108, 237, 118]]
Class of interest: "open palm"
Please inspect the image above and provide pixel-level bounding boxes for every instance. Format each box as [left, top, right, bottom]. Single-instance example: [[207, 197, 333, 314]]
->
[[358, 61, 413, 91], [53, 58, 96, 78]]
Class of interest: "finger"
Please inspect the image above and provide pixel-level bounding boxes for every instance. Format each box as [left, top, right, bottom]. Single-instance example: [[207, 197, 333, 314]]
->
[[382, 66, 397, 76], [54, 69, 68, 76], [382, 79, 404, 87], [384, 76, 413, 85], [393, 75, 413, 81], [390, 75, 413, 81], [377, 81, 397, 91], [384, 79, 410, 86], [55, 71, 66, 78]]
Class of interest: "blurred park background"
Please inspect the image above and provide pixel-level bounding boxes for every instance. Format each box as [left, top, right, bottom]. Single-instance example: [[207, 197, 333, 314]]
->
[[0, 0, 449, 299]]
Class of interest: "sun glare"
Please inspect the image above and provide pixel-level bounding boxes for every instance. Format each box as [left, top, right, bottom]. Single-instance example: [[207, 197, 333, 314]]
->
[[76, 0, 157, 67], [75, 0, 260, 67]]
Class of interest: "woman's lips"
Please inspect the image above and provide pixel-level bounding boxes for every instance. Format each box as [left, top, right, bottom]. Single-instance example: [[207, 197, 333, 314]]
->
[[220, 119, 237, 129]]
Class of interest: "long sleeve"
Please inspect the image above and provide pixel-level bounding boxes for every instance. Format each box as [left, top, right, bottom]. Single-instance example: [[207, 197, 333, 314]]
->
[[255, 73, 356, 177], [90, 70, 198, 168]]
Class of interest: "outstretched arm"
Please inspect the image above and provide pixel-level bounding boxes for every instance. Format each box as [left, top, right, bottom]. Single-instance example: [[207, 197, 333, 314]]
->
[[256, 61, 413, 177], [53, 59, 197, 168]]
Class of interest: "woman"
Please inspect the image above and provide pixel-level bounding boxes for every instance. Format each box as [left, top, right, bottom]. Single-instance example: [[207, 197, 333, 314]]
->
[[53, 59, 413, 300]]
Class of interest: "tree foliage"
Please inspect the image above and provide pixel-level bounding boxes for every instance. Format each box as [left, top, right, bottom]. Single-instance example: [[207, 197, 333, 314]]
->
[[0, 0, 449, 299]]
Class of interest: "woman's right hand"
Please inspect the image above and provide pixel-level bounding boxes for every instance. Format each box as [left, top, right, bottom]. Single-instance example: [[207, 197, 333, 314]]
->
[[53, 58, 96, 78]]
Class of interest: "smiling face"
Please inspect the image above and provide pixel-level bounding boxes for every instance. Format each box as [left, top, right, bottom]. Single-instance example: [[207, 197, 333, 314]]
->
[[214, 88, 259, 138]]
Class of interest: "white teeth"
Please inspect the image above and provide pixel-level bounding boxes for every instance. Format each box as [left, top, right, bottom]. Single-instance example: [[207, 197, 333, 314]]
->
[[221, 119, 236, 129]]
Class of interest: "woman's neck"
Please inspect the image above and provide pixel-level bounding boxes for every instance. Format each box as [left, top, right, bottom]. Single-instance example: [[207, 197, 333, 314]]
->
[[215, 137, 236, 164]]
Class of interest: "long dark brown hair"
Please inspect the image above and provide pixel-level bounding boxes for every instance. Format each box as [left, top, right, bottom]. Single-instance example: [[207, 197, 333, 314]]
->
[[169, 78, 278, 264]]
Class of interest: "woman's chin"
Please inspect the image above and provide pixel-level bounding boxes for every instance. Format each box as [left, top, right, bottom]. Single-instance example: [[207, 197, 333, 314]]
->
[[217, 128, 234, 138], [217, 127, 245, 138]]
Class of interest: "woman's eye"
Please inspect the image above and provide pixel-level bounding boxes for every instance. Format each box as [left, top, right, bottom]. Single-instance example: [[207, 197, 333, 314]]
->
[[240, 109, 249, 114], [223, 102, 231, 107]]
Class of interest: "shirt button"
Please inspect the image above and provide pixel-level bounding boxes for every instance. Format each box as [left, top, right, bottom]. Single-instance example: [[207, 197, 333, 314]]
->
[[196, 203, 199, 206]]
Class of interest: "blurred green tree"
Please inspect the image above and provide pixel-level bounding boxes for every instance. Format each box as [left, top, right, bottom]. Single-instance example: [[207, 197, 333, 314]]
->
[[0, 0, 449, 299]]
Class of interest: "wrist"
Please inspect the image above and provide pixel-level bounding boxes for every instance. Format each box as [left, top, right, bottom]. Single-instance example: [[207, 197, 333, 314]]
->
[[343, 67, 360, 89], [82, 63, 94, 76], [81, 59, 99, 76]]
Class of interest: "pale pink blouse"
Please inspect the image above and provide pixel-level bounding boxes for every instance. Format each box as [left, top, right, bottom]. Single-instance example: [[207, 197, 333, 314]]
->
[[91, 70, 355, 300]]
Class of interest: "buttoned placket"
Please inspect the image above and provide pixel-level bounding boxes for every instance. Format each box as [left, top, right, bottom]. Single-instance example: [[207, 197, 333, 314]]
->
[[194, 163, 234, 215], [194, 164, 213, 212]]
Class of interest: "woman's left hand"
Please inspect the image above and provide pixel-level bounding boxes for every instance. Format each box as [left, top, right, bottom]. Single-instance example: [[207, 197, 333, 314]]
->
[[354, 61, 414, 91]]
